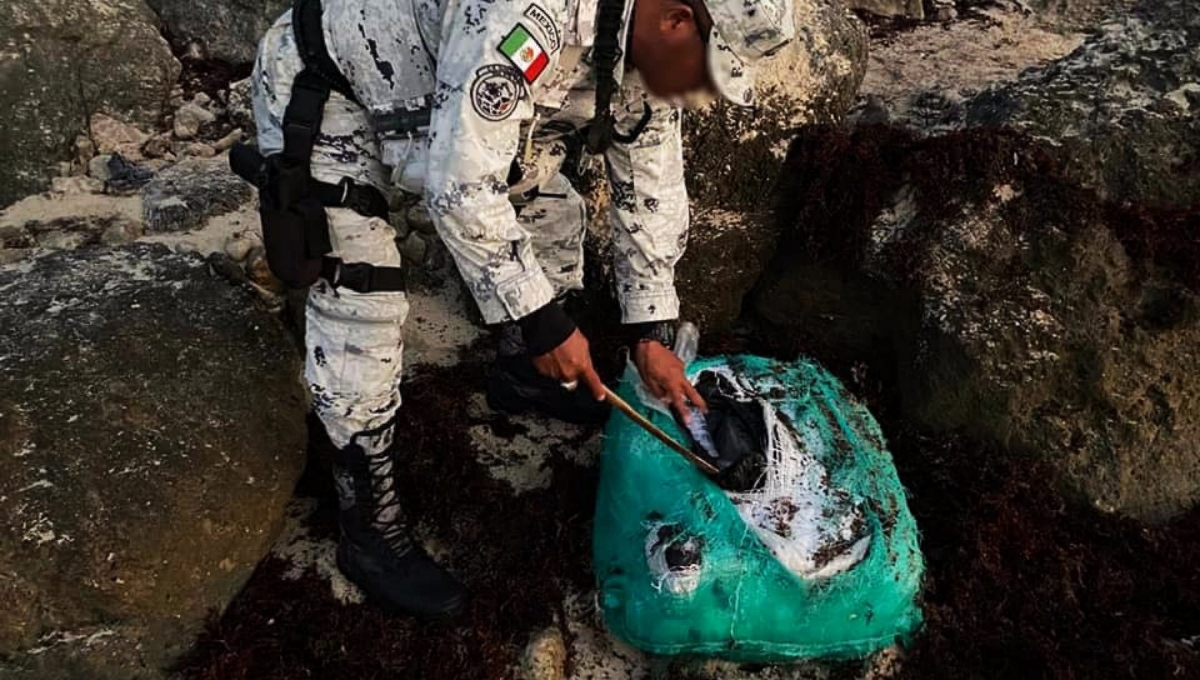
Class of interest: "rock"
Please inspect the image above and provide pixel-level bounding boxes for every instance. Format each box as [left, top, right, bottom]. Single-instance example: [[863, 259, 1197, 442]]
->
[[50, 177, 105, 195], [141, 157, 252, 232], [390, 211, 411, 239], [963, 0, 1137, 30], [173, 102, 217, 141], [0, 224, 33, 249], [145, 0, 291, 65], [19, 214, 141, 252], [101, 155, 156, 193], [90, 114, 150, 160], [0, 249, 33, 265], [0, 244, 306, 675], [754, 121, 1200, 524], [676, 209, 779, 337], [89, 155, 116, 182], [223, 232, 256, 262], [74, 136, 97, 168], [399, 231, 429, 265], [36, 230, 89, 251], [100, 219, 144, 245], [0, 0, 178, 209], [247, 248, 285, 293], [934, 2, 958, 20], [406, 203, 437, 235], [213, 129, 244, 153], [226, 78, 256, 136], [965, 0, 1200, 207], [185, 142, 217, 158], [845, 0, 924, 18], [521, 627, 568, 680], [852, 10, 1085, 133], [142, 134, 174, 159]]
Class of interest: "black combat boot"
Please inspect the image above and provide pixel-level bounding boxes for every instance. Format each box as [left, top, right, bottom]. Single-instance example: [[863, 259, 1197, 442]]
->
[[485, 322, 612, 425], [333, 442, 467, 620]]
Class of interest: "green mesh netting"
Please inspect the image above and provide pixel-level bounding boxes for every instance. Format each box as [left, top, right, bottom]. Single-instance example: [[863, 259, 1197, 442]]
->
[[594, 354, 924, 661]]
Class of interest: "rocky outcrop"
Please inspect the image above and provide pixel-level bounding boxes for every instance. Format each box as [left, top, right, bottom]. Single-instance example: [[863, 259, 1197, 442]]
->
[[141, 157, 252, 232], [747, 2, 1200, 522], [146, 0, 290, 65], [0, 244, 307, 676], [0, 0, 180, 208], [844, 0, 925, 19], [958, 0, 1137, 29], [753, 118, 1200, 523], [966, 0, 1200, 207]]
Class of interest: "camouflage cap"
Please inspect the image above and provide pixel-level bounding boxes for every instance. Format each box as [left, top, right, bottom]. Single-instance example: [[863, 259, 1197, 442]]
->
[[704, 0, 795, 106]]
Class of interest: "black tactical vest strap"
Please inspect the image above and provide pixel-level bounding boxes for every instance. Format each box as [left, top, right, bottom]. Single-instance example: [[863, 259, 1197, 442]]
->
[[586, 0, 653, 154], [293, 0, 359, 105]]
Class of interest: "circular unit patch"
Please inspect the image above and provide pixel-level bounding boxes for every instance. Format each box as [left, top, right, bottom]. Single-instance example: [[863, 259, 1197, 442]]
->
[[471, 65, 524, 122]]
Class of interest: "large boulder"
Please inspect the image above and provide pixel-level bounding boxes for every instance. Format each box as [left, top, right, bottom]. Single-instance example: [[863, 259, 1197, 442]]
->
[[141, 157, 252, 232], [0, 244, 307, 677], [752, 120, 1200, 523], [750, 1, 1200, 521], [966, 0, 1200, 207], [748, 2, 1190, 520], [0, 0, 180, 208], [146, 0, 290, 65]]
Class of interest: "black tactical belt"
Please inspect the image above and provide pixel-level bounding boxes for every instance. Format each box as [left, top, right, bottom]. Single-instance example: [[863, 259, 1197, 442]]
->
[[321, 257, 407, 294]]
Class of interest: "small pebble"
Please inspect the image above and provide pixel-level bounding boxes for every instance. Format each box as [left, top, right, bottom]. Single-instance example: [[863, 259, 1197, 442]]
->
[[399, 231, 428, 265], [223, 233, 254, 262], [521, 627, 567, 680], [185, 142, 217, 159], [406, 203, 437, 235], [247, 251, 285, 293], [89, 154, 115, 181], [101, 221, 144, 246], [213, 129, 244, 153]]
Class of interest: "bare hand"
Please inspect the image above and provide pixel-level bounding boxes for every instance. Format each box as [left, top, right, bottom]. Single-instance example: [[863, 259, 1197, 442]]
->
[[531, 329, 607, 401], [632, 340, 707, 423]]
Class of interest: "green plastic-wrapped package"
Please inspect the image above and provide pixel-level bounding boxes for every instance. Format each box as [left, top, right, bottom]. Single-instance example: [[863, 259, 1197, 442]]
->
[[594, 354, 923, 661]]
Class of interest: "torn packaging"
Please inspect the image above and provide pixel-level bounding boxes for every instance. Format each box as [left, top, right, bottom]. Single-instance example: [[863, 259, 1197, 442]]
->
[[679, 371, 767, 481], [677, 365, 871, 579]]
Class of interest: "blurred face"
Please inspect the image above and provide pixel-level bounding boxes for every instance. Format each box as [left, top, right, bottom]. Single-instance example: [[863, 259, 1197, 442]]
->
[[627, 0, 715, 101]]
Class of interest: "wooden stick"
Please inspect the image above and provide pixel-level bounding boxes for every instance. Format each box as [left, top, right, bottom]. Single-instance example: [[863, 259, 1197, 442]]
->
[[602, 386, 720, 476]]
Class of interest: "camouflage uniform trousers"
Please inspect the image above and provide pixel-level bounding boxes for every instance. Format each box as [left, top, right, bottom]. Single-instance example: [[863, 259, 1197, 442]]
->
[[253, 12, 586, 455]]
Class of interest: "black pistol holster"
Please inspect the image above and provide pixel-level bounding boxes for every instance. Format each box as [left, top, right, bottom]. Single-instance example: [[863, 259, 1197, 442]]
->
[[229, 0, 404, 293]]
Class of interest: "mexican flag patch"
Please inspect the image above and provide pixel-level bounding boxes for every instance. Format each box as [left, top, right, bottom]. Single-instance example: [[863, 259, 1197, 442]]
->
[[499, 24, 549, 84]]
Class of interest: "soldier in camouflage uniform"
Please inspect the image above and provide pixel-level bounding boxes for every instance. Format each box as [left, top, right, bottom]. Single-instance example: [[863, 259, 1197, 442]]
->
[[252, 0, 794, 618]]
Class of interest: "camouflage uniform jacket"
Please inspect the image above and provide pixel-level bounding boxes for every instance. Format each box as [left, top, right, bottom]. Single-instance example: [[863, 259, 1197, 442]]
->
[[323, 0, 688, 325]]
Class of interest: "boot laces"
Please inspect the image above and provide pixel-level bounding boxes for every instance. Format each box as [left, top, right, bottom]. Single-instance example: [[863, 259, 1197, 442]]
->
[[363, 449, 414, 556]]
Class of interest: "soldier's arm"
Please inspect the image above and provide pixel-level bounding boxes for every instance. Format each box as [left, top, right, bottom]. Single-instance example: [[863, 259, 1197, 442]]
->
[[424, 0, 573, 352], [604, 94, 689, 325]]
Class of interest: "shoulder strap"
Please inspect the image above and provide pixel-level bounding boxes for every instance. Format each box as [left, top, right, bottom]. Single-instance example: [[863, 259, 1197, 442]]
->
[[585, 0, 626, 154], [292, 0, 360, 105]]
